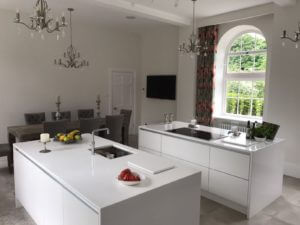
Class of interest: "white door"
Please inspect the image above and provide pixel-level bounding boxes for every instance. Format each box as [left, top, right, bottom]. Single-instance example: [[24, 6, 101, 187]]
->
[[110, 70, 135, 133]]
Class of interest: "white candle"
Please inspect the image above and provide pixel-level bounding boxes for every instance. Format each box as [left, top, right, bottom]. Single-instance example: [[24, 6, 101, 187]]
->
[[40, 133, 50, 143]]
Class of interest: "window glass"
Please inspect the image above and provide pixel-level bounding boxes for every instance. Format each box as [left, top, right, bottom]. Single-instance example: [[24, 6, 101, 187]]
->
[[223, 31, 267, 119], [225, 81, 265, 117]]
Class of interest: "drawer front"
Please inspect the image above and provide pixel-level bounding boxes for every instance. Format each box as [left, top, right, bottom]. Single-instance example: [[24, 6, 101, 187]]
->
[[209, 170, 249, 206], [163, 153, 209, 191], [139, 146, 162, 156], [139, 130, 161, 152], [161, 136, 210, 167], [210, 148, 250, 180], [63, 189, 99, 225]]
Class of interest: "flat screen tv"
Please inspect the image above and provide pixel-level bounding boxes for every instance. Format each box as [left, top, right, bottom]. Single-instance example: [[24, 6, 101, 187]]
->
[[146, 75, 176, 100]]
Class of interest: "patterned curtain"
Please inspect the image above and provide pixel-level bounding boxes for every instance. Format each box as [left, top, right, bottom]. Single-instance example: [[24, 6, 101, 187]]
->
[[196, 25, 218, 126]]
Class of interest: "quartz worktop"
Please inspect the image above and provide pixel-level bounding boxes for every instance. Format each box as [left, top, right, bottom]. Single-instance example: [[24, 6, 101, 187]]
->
[[13, 134, 200, 213], [139, 121, 284, 154]]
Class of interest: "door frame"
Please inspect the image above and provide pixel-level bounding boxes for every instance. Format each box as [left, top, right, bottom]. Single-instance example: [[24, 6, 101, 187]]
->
[[108, 68, 137, 134]]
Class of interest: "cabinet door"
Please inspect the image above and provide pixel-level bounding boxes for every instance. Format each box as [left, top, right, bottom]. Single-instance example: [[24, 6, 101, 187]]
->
[[161, 136, 210, 167], [210, 147, 250, 180], [14, 151, 44, 225], [63, 189, 99, 225], [14, 150, 64, 225], [42, 175, 63, 225], [139, 129, 161, 153], [209, 170, 249, 206], [139, 146, 161, 156]]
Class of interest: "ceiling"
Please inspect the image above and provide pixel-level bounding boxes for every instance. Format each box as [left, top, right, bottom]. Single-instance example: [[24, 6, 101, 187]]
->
[[0, 0, 288, 31], [122, 0, 273, 18]]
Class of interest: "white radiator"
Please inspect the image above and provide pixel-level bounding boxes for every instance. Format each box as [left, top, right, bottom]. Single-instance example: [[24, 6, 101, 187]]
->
[[216, 123, 247, 133]]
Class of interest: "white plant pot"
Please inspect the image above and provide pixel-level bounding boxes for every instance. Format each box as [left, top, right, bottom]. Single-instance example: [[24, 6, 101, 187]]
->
[[254, 137, 266, 142]]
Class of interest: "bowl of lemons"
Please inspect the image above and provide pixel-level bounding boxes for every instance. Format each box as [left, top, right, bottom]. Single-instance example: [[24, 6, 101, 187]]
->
[[54, 130, 82, 144]]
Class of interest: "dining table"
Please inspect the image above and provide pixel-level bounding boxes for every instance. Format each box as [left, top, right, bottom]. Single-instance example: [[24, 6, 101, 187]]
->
[[7, 119, 106, 173]]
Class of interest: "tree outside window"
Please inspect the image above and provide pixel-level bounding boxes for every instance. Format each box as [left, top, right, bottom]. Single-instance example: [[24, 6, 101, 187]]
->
[[224, 32, 267, 118]]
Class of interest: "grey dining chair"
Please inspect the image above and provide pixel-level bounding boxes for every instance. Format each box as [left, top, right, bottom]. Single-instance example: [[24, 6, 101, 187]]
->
[[105, 115, 124, 143], [0, 143, 12, 173], [43, 120, 68, 138], [24, 112, 46, 125], [78, 109, 94, 119], [51, 111, 71, 121], [80, 118, 104, 134], [120, 109, 132, 145]]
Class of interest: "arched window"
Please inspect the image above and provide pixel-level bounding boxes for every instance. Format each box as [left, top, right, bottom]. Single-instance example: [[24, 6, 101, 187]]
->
[[223, 32, 267, 118]]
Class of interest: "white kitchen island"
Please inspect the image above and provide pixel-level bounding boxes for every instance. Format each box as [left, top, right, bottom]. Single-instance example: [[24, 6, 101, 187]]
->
[[139, 121, 285, 218], [13, 134, 201, 225]]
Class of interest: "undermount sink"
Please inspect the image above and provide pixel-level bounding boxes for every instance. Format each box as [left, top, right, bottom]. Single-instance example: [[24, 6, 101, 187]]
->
[[90, 146, 132, 159]]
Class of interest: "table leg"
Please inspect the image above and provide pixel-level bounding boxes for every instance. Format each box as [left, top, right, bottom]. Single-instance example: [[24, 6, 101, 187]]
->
[[8, 132, 16, 174]]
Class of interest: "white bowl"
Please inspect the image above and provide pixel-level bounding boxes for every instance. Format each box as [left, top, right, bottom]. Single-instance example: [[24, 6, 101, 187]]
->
[[254, 137, 266, 142], [117, 172, 146, 186]]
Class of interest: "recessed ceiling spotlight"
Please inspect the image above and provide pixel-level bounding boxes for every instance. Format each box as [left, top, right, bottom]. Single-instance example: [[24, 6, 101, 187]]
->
[[126, 16, 136, 20]]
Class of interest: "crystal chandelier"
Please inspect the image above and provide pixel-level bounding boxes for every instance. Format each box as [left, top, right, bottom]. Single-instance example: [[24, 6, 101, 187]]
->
[[178, 0, 202, 56], [281, 22, 300, 48], [14, 0, 67, 38], [54, 8, 89, 69]]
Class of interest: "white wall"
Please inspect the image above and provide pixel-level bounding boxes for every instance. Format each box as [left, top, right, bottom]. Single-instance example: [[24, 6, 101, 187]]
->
[[265, 3, 300, 178], [176, 26, 197, 122], [140, 25, 179, 125], [0, 9, 141, 142], [177, 3, 300, 178]]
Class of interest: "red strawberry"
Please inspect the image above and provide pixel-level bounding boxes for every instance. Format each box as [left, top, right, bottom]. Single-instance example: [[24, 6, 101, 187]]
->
[[123, 173, 131, 181], [119, 169, 131, 180]]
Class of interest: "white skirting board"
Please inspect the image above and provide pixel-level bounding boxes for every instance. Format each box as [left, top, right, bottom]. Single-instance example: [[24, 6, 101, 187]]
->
[[284, 162, 300, 179]]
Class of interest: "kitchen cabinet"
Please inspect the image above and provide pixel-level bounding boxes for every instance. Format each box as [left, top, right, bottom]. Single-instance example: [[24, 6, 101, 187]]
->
[[210, 147, 250, 180], [161, 135, 210, 167], [63, 190, 98, 225], [139, 129, 161, 153], [209, 170, 249, 206], [14, 150, 98, 225], [139, 124, 284, 218]]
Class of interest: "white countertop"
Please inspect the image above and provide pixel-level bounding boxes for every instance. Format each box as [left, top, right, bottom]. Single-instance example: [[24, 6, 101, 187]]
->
[[139, 121, 284, 154], [13, 134, 201, 213]]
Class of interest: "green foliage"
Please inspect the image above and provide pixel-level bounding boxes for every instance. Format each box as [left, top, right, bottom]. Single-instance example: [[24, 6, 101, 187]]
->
[[252, 126, 267, 138], [228, 33, 267, 73], [226, 81, 265, 117]]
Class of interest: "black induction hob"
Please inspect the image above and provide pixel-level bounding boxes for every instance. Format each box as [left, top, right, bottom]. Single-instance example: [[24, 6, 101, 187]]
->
[[167, 127, 226, 141]]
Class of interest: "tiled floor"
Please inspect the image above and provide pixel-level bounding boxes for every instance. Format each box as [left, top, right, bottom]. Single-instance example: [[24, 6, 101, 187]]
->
[[1, 149, 299, 225]]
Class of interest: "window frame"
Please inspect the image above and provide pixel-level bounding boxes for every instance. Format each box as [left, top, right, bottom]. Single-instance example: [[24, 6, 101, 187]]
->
[[222, 30, 267, 120]]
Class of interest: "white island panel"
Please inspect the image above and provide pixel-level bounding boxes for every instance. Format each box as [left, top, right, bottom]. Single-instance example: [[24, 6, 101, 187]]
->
[[210, 147, 250, 180], [14, 134, 201, 225], [161, 135, 210, 167], [209, 170, 249, 207]]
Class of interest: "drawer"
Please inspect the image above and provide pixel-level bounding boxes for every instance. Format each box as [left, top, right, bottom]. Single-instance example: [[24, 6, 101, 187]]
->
[[139, 130, 161, 153], [161, 135, 210, 167], [160, 152, 209, 191], [139, 146, 162, 156], [209, 170, 249, 206], [210, 148, 250, 180]]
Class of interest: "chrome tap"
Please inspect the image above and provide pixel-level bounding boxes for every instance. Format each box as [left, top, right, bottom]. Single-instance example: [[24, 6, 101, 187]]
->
[[91, 128, 110, 155]]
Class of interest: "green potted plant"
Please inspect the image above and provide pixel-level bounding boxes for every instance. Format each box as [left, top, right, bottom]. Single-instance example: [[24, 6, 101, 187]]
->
[[252, 126, 267, 142]]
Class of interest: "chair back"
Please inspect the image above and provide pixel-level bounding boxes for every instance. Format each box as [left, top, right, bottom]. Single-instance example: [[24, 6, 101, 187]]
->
[[120, 109, 132, 145], [78, 109, 94, 119], [105, 115, 124, 143], [25, 112, 46, 125], [51, 111, 71, 121], [43, 120, 68, 138], [80, 118, 104, 134]]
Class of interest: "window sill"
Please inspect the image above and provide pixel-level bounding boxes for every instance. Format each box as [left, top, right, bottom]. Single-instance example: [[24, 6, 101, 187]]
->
[[213, 115, 262, 124]]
